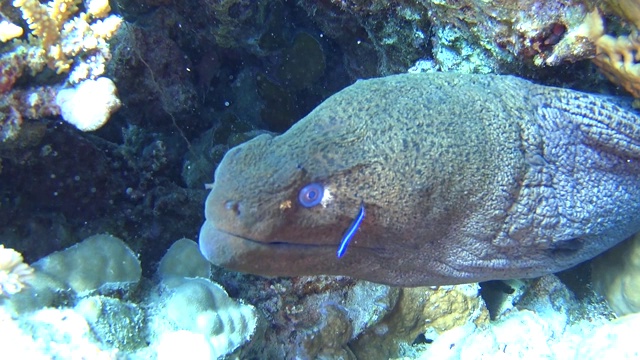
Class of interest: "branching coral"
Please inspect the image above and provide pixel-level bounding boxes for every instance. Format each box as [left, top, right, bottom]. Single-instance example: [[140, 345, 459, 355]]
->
[[594, 30, 640, 98], [0, 0, 123, 141], [0, 19, 23, 42], [590, 1, 640, 99], [11, 0, 119, 75], [13, 0, 81, 73], [605, 0, 640, 28]]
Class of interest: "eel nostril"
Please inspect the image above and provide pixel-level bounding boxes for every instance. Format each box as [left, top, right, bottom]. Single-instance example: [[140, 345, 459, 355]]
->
[[224, 200, 241, 215]]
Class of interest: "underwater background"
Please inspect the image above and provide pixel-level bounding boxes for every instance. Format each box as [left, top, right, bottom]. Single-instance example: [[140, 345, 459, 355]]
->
[[1, 0, 640, 358]]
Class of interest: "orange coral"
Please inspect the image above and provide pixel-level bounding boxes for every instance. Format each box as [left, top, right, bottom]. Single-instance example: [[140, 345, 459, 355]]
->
[[605, 0, 640, 28], [13, 0, 81, 73], [588, 1, 640, 98], [594, 31, 640, 98]]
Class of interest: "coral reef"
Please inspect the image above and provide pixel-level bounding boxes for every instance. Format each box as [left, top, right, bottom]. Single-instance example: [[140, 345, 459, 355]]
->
[[0, 0, 122, 141], [594, 32, 640, 98], [293, 0, 640, 97], [199, 267, 402, 358], [0, 245, 33, 296], [153, 238, 258, 359], [574, 312, 640, 358], [156, 278, 258, 358], [3, 234, 142, 316], [604, 0, 640, 28], [9, 0, 120, 75], [107, 23, 198, 132], [1, 307, 118, 359], [0, 18, 23, 42], [298, 0, 431, 77], [286, 278, 395, 358], [592, 233, 640, 315], [297, 0, 604, 76], [55, 77, 121, 131], [0, 236, 261, 358], [8, 0, 614, 279], [0, 237, 625, 360], [416, 275, 615, 359], [2, 0, 640, 358], [351, 284, 489, 359], [424, 0, 600, 68], [33, 234, 141, 294], [157, 238, 211, 283], [75, 296, 147, 351], [588, 0, 640, 99]]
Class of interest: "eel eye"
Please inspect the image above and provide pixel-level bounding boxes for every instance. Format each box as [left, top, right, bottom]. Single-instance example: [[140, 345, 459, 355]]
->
[[298, 183, 324, 208]]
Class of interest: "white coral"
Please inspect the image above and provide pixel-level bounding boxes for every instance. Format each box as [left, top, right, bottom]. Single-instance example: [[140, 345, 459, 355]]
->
[[0, 245, 34, 296]]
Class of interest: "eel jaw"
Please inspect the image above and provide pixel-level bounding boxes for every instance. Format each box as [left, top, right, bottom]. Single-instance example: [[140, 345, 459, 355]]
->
[[198, 219, 341, 277], [198, 219, 256, 270]]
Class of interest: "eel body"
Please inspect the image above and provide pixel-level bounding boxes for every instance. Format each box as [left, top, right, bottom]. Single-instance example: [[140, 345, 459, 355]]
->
[[199, 72, 640, 286]]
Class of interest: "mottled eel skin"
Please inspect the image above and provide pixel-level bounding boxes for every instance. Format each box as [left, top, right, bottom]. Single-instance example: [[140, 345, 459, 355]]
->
[[199, 72, 640, 286]]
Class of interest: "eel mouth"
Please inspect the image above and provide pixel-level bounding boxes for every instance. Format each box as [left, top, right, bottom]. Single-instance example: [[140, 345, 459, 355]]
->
[[198, 220, 342, 276]]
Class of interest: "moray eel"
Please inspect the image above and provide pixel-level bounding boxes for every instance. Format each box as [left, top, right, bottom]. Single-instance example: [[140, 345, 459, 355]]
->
[[199, 72, 640, 286]]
